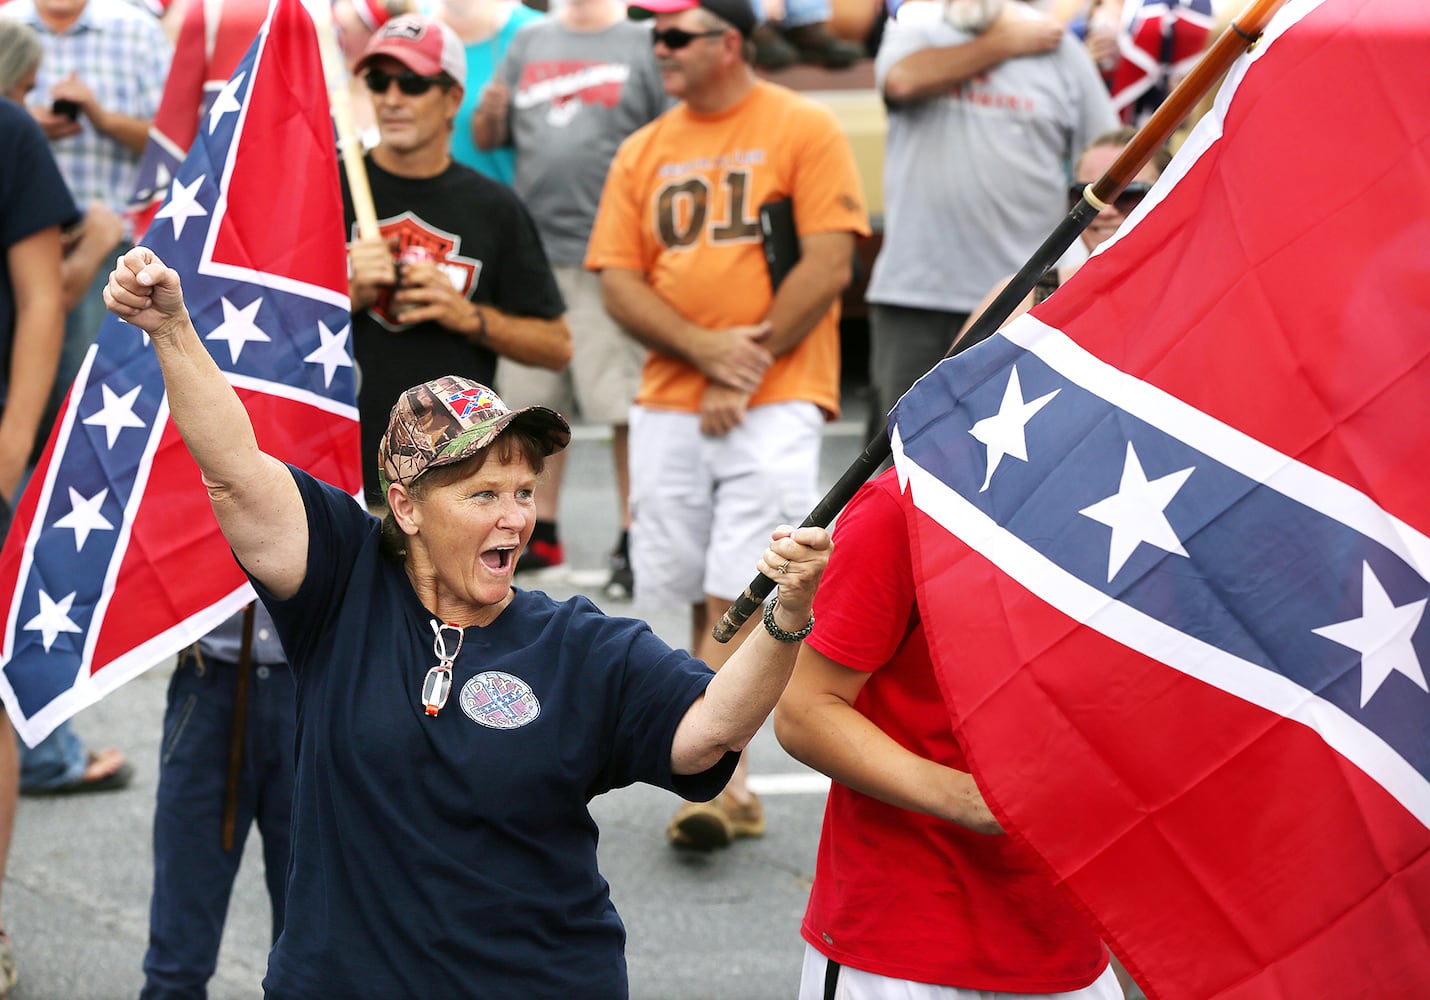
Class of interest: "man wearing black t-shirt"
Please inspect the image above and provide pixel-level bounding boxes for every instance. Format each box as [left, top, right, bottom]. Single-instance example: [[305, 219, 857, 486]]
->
[[344, 14, 572, 504]]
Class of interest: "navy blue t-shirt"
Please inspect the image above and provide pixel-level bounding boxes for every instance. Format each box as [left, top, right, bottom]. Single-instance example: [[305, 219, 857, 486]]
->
[[255, 467, 734, 999], [0, 97, 79, 410]]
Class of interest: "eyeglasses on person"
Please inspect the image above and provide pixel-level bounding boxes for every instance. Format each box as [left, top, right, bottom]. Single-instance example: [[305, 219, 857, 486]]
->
[[364, 68, 448, 96], [650, 26, 728, 50], [421, 620, 464, 717], [1067, 181, 1154, 215]]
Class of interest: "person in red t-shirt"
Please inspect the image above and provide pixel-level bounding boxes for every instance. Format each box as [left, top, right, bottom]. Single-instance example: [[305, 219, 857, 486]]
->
[[775, 468, 1124, 1000]]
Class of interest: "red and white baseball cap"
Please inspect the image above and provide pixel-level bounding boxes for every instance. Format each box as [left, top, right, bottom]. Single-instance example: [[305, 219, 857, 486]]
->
[[356, 14, 467, 83]]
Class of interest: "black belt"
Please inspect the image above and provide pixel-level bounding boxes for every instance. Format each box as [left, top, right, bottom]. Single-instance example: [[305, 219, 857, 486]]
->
[[823, 956, 840, 1000]]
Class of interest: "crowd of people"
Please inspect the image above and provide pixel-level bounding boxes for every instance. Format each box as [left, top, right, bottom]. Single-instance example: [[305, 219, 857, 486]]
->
[[0, 0, 1216, 995]]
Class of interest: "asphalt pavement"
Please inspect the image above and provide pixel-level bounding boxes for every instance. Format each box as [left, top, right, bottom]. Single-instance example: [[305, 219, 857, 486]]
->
[[5, 403, 875, 1000]]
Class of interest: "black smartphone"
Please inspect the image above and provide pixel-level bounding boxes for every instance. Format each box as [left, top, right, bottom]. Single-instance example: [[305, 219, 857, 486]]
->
[[52, 98, 81, 120]]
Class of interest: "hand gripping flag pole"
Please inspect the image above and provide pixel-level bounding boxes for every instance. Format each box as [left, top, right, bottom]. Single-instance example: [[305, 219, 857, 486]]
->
[[712, 0, 1289, 643]]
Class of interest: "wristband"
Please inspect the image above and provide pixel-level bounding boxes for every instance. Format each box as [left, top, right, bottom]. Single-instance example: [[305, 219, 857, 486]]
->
[[470, 303, 489, 344], [762, 596, 814, 643]]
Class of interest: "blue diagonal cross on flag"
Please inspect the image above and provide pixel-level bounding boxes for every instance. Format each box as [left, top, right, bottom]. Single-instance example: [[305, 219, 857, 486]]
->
[[891, 0, 1430, 994]]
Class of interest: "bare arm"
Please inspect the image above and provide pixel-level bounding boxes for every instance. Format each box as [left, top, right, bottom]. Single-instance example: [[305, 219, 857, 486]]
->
[[49, 75, 152, 154], [391, 260, 573, 371], [598, 267, 773, 392], [761, 230, 855, 356], [60, 203, 126, 312], [480, 309, 573, 371], [471, 80, 511, 151], [103, 247, 309, 597], [0, 229, 66, 502], [669, 524, 832, 775], [883, 6, 1065, 105], [774, 645, 1001, 834]]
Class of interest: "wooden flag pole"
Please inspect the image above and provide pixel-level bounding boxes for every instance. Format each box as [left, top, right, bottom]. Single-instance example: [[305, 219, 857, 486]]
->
[[310, 0, 381, 240], [712, 0, 1291, 643]]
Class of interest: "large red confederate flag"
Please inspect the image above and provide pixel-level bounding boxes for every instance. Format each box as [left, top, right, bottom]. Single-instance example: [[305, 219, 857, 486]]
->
[[0, 0, 359, 747], [890, 0, 1430, 996]]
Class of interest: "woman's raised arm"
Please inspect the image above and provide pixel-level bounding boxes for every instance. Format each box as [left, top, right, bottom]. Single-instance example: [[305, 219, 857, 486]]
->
[[104, 247, 309, 599]]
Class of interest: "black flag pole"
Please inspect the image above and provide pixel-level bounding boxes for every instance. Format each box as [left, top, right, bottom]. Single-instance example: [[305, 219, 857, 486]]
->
[[713, 0, 1289, 643]]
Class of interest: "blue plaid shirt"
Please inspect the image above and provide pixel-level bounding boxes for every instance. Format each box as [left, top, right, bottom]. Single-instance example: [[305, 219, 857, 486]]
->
[[3, 0, 170, 228]]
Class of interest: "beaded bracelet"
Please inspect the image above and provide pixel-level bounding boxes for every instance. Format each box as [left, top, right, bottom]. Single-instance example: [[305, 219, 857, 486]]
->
[[763, 596, 814, 643]]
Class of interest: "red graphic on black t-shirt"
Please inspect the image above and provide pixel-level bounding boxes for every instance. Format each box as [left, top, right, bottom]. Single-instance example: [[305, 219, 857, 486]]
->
[[371, 214, 482, 330]]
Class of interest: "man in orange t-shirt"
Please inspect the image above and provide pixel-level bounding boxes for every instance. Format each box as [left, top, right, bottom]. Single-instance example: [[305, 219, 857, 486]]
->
[[585, 0, 867, 849]]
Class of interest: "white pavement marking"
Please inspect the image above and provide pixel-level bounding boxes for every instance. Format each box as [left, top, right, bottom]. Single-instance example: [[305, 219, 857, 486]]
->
[[749, 772, 831, 795]]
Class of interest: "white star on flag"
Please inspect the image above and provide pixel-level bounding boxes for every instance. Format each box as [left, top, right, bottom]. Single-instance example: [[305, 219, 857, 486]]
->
[[22, 590, 83, 652], [207, 296, 271, 364], [303, 319, 353, 387], [969, 365, 1059, 491], [52, 487, 115, 551], [154, 174, 209, 240], [1079, 442, 1195, 582], [1312, 562, 1428, 707], [207, 71, 245, 134], [82, 384, 148, 448]]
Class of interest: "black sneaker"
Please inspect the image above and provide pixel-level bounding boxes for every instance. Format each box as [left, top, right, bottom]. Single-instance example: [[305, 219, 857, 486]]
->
[[604, 532, 633, 601], [515, 539, 568, 583]]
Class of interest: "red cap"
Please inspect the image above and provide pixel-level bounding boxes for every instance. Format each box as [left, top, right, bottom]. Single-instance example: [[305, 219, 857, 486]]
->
[[356, 14, 467, 82]]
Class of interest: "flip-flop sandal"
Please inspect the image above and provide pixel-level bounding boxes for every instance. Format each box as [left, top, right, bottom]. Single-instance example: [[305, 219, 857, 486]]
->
[[21, 751, 134, 797], [0, 928, 16, 996]]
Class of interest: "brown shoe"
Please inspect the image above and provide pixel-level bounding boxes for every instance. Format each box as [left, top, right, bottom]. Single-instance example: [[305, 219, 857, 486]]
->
[[667, 791, 766, 850], [668, 799, 734, 850], [780, 22, 864, 69], [721, 790, 766, 837]]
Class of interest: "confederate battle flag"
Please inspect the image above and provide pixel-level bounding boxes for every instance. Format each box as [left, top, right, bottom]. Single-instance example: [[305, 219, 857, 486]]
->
[[892, 0, 1430, 995], [0, 0, 359, 746], [1109, 0, 1216, 124]]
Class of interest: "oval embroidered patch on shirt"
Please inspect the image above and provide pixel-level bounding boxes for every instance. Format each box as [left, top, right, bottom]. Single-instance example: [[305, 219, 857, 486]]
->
[[459, 671, 541, 729]]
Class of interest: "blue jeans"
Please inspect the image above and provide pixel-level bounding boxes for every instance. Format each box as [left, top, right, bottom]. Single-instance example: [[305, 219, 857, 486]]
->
[[140, 649, 297, 1000], [750, 0, 831, 28], [16, 719, 87, 790]]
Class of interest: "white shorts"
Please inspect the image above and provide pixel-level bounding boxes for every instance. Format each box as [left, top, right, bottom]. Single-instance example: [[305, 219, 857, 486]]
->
[[799, 943, 1125, 1000], [629, 402, 823, 605], [494, 265, 646, 425]]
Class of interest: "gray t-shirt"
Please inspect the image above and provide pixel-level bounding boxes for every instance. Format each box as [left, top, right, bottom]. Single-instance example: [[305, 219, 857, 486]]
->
[[500, 19, 669, 265], [867, 4, 1118, 313]]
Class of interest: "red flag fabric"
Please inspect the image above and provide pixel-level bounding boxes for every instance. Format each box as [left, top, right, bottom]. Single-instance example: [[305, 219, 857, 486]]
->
[[0, 0, 358, 747], [890, 0, 1430, 996], [128, 0, 272, 238]]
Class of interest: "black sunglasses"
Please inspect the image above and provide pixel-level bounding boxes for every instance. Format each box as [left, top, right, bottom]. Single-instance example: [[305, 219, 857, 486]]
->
[[363, 68, 448, 96], [651, 27, 728, 50], [1068, 181, 1154, 215]]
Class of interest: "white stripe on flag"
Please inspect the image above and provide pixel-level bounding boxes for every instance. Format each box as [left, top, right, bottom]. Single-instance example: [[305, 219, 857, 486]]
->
[[893, 428, 1430, 829]]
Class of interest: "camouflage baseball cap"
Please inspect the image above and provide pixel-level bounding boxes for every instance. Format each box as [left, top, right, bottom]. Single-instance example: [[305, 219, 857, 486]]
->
[[378, 375, 571, 492]]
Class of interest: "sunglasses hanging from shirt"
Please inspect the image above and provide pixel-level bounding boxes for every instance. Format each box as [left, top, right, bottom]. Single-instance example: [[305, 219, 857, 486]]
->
[[421, 620, 464, 717]]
